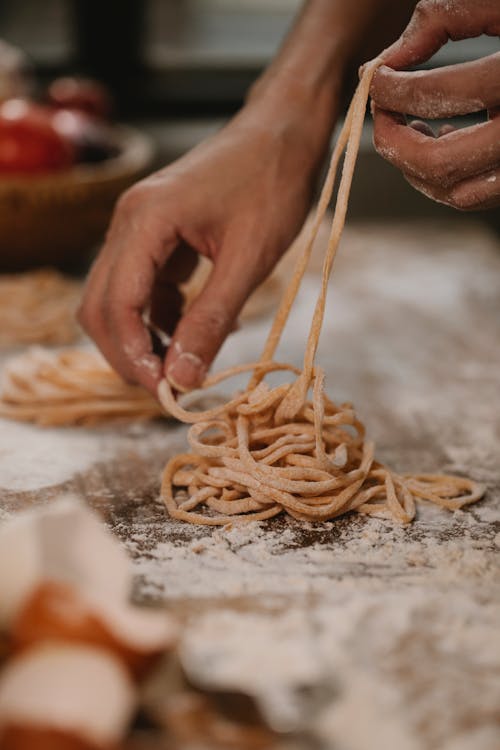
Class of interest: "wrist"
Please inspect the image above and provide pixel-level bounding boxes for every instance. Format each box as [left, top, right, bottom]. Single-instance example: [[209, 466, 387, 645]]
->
[[232, 97, 337, 183], [242, 70, 342, 168]]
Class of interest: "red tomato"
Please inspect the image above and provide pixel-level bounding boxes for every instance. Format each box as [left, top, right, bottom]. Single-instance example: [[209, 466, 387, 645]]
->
[[0, 99, 75, 174], [47, 77, 112, 120]]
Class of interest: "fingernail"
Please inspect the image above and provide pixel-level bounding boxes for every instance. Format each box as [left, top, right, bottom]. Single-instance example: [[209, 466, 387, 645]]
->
[[166, 352, 207, 393], [409, 120, 436, 138]]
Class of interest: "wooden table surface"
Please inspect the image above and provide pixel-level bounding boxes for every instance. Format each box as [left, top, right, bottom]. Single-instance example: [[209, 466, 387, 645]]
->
[[1, 219, 499, 749]]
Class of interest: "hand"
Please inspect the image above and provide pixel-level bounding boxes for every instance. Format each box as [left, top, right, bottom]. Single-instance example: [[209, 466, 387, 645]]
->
[[370, 0, 500, 210], [78, 107, 327, 395], [77, 0, 421, 395]]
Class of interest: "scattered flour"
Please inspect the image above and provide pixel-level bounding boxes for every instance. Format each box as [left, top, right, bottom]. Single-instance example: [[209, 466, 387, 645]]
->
[[125, 501, 500, 603], [1, 220, 499, 749], [0, 420, 106, 492], [474, 505, 500, 524], [178, 585, 500, 748]]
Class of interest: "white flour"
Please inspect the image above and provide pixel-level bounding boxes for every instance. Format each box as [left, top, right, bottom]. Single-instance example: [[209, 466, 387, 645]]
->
[[0, 421, 106, 492], [124, 494, 499, 748], [178, 587, 500, 748], [1, 220, 499, 749], [126, 500, 499, 603], [166, 520, 500, 748]]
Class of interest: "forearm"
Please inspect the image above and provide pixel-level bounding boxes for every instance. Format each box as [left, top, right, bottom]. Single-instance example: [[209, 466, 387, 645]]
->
[[244, 0, 418, 158]]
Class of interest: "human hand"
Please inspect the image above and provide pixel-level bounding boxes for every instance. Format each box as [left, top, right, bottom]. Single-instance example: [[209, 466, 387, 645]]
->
[[78, 107, 327, 395], [370, 0, 500, 210]]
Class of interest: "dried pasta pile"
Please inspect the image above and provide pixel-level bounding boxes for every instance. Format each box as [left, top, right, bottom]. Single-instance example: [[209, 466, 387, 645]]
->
[[0, 348, 163, 426], [0, 270, 81, 346], [158, 60, 485, 526]]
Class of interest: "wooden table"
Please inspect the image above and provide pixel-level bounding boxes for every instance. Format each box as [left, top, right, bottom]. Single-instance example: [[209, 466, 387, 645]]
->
[[1, 219, 499, 749]]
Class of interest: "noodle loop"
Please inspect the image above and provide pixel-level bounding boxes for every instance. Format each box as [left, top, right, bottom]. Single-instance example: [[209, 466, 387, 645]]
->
[[158, 60, 486, 526]]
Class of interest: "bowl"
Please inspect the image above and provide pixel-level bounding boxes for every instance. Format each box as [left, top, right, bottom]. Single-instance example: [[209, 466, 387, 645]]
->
[[0, 126, 154, 271]]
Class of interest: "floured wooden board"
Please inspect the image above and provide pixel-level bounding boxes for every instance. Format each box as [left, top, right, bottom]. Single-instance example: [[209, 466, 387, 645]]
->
[[1, 219, 499, 750]]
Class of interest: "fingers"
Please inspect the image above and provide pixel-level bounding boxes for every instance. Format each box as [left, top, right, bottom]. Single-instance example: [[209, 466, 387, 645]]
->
[[408, 120, 456, 138], [78, 189, 180, 394], [408, 121, 457, 139], [373, 107, 500, 210], [406, 167, 500, 211], [372, 53, 500, 119], [381, 0, 500, 70], [80, 248, 164, 393], [164, 252, 258, 392], [373, 107, 500, 188], [369, 1, 500, 212]]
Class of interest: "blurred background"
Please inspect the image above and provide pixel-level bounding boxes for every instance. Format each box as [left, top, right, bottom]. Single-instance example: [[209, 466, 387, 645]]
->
[[0, 0, 498, 270]]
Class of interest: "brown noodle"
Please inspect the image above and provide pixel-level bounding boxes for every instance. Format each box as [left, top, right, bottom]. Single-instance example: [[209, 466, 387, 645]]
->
[[0, 348, 163, 426], [0, 270, 81, 347], [157, 60, 485, 525]]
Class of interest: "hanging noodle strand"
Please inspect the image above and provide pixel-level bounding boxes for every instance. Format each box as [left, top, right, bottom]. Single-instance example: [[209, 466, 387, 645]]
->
[[157, 60, 486, 526]]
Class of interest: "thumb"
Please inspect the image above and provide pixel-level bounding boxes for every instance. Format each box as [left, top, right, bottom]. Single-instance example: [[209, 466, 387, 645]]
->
[[164, 255, 255, 392]]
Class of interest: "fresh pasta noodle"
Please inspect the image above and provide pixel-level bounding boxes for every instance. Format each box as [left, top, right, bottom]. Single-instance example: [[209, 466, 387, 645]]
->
[[0, 270, 81, 347], [0, 348, 163, 426], [158, 60, 486, 526]]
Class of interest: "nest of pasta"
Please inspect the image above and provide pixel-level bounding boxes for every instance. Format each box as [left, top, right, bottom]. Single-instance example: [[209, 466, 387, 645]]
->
[[158, 59, 486, 526], [159, 364, 483, 525], [0, 348, 163, 426], [0, 269, 81, 347]]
